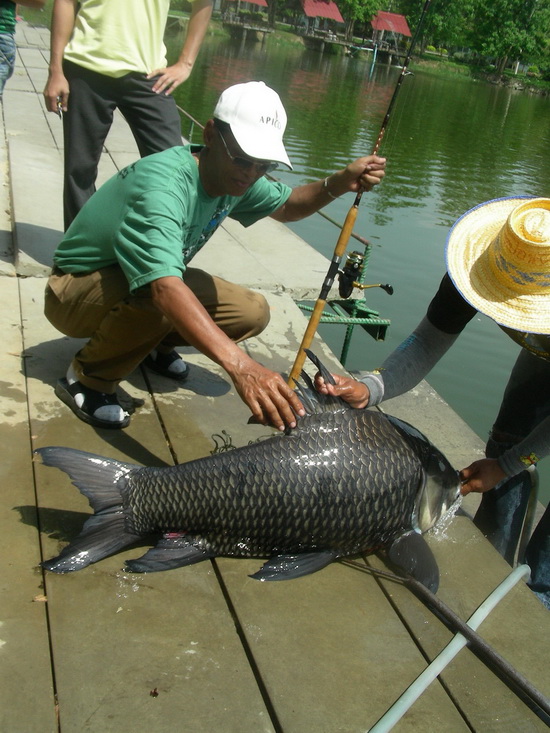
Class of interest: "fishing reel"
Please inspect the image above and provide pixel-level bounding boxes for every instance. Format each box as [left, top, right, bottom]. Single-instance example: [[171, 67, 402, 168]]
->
[[338, 251, 393, 299]]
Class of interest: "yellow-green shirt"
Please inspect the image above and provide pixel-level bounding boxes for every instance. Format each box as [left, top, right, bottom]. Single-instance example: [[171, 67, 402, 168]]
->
[[64, 0, 182, 77]]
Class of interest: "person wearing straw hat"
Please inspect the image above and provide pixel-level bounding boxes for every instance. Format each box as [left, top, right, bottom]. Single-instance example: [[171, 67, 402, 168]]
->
[[315, 197, 550, 609], [44, 80, 386, 433]]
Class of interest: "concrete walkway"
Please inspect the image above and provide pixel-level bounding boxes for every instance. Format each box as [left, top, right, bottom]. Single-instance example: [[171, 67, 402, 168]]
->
[[1, 20, 549, 733]]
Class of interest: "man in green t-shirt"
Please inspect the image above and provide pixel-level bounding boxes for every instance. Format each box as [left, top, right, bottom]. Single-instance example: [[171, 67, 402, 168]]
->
[[0, 0, 46, 96], [44, 81, 386, 432]]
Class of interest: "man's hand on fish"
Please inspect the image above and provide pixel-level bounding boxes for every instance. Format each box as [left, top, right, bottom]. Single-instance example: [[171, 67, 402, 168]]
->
[[229, 358, 305, 431], [459, 458, 507, 495], [314, 372, 370, 409]]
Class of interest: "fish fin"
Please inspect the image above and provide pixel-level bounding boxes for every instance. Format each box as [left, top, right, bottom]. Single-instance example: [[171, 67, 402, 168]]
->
[[250, 550, 339, 581], [125, 535, 214, 573], [42, 513, 142, 573], [293, 349, 350, 416], [304, 349, 336, 385], [385, 530, 440, 593], [36, 446, 142, 572], [34, 447, 137, 513]]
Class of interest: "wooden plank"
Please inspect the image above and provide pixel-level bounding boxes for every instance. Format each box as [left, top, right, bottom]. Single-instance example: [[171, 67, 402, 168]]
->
[[149, 294, 471, 731], [0, 278, 57, 732], [20, 279, 277, 732]]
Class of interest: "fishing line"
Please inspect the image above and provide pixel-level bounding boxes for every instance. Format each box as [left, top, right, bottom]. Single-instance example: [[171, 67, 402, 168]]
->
[[375, 72, 415, 164]]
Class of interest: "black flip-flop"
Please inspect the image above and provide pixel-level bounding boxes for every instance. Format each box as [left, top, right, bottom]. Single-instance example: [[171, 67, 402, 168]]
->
[[143, 350, 190, 381], [55, 378, 130, 429]]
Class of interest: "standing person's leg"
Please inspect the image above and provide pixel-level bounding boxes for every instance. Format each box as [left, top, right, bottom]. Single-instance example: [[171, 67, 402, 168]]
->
[[474, 350, 550, 566], [117, 72, 183, 156], [525, 502, 550, 609], [473, 442, 532, 564], [62, 61, 118, 230]]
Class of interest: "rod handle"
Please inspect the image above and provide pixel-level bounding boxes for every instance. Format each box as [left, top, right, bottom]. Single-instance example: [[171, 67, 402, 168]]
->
[[288, 205, 359, 387], [288, 298, 327, 387], [333, 202, 359, 259]]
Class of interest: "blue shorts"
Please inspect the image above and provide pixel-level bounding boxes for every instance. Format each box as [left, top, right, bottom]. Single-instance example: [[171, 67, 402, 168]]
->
[[0, 31, 16, 97]]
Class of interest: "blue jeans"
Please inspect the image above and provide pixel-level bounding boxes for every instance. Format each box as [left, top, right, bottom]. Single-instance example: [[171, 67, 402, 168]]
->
[[0, 32, 16, 97], [473, 349, 550, 610]]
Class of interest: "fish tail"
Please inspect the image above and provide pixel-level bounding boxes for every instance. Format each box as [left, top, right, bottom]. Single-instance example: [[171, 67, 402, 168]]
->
[[35, 447, 142, 572]]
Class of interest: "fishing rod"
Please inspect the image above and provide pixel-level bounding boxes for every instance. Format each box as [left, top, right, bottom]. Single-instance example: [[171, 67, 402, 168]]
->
[[287, 0, 432, 387]]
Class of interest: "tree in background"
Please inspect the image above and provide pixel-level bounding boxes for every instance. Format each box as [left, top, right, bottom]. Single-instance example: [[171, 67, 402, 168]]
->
[[470, 0, 539, 73], [398, 0, 549, 73], [337, 0, 380, 41]]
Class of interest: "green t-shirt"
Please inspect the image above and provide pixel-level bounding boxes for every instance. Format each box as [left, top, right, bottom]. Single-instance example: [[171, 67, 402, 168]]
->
[[54, 145, 292, 292], [0, 1, 16, 35]]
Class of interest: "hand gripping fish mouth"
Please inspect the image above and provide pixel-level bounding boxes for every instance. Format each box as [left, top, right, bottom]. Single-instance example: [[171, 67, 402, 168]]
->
[[35, 351, 460, 591]]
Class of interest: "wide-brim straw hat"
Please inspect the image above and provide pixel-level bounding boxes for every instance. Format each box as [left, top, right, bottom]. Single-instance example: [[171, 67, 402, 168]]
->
[[446, 196, 550, 335]]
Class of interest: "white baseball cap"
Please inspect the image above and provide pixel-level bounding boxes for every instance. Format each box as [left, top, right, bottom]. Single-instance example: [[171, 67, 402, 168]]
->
[[213, 81, 292, 169]]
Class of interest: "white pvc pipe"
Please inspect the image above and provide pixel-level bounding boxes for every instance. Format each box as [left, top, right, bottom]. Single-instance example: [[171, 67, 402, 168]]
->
[[369, 564, 532, 733]]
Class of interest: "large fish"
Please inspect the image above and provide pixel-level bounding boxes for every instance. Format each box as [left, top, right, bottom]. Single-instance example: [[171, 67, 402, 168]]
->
[[35, 352, 460, 590]]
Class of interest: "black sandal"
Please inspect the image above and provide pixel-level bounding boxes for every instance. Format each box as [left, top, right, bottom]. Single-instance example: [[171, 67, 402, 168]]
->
[[143, 350, 190, 381], [55, 378, 130, 429]]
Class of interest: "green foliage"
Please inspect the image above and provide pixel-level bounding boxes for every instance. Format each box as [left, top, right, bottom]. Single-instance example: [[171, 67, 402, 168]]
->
[[16, 0, 550, 76], [395, 0, 550, 72], [170, 0, 193, 11]]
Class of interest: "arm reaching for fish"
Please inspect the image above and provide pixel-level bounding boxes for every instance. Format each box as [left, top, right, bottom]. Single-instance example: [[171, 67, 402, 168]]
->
[[315, 316, 458, 409], [314, 372, 370, 409], [151, 276, 304, 430], [459, 459, 507, 494]]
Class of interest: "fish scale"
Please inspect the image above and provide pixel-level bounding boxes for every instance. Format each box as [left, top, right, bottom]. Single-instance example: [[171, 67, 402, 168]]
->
[[122, 410, 422, 556]]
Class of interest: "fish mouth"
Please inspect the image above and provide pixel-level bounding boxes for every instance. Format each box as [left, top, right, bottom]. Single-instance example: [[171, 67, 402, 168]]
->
[[413, 446, 462, 533]]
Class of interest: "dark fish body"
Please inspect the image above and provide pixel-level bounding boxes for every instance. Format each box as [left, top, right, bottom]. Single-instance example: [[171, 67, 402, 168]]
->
[[128, 410, 430, 555], [36, 354, 460, 585]]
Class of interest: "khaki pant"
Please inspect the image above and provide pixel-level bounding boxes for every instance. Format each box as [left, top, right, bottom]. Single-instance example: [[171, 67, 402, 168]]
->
[[44, 265, 270, 393]]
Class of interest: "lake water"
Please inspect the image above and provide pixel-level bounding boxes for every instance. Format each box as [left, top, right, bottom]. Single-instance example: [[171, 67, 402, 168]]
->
[[167, 31, 550, 503]]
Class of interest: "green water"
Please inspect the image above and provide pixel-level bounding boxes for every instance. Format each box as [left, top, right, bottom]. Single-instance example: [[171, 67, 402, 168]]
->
[[168, 32, 550, 503]]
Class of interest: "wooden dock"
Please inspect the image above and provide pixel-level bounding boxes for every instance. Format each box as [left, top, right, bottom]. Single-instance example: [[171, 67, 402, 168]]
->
[[1, 20, 549, 733]]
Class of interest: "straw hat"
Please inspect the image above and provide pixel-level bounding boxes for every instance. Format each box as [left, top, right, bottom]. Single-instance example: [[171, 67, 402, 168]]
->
[[446, 197, 550, 335]]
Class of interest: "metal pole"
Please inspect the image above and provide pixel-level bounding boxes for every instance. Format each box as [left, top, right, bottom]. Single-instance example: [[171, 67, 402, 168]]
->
[[354, 562, 550, 724], [368, 565, 550, 732]]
